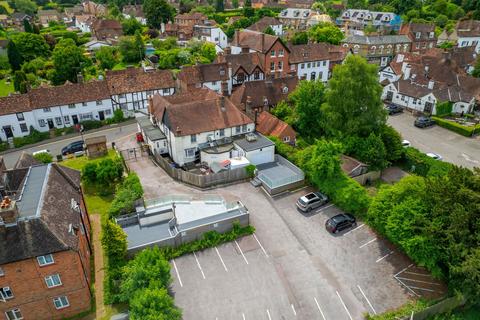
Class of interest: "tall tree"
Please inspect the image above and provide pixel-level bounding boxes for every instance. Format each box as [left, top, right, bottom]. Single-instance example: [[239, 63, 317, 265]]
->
[[7, 40, 22, 71], [122, 17, 143, 36], [324, 55, 386, 137], [215, 0, 224, 12], [11, 33, 50, 63], [308, 22, 344, 45], [119, 32, 145, 63], [143, 0, 175, 29], [14, 0, 37, 15], [50, 38, 86, 84], [13, 70, 28, 93], [23, 19, 33, 33], [95, 46, 118, 70], [289, 80, 327, 138]]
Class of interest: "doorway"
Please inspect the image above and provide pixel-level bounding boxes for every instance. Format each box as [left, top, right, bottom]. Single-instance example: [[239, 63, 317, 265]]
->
[[72, 115, 79, 125], [3, 126, 13, 138], [98, 111, 105, 121], [47, 119, 54, 129]]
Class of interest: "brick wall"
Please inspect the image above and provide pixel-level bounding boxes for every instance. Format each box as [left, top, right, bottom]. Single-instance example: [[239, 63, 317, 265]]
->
[[264, 40, 290, 77], [0, 250, 91, 320]]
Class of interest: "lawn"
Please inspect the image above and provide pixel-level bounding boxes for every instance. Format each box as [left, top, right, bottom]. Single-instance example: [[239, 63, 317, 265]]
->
[[0, 78, 14, 97], [60, 149, 119, 216]]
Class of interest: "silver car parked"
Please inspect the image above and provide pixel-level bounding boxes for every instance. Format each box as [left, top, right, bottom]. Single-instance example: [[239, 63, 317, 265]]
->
[[296, 192, 328, 212]]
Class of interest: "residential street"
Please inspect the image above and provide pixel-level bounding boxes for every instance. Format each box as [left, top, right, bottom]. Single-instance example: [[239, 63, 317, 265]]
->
[[388, 113, 480, 169], [0, 123, 137, 168]]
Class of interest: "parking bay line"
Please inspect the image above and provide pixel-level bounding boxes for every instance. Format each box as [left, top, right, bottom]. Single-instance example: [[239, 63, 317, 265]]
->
[[336, 291, 353, 320], [193, 251, 206, 279], [359, 238, 377, 249], [235, 240, 249, 265], [253, 233, 268, 258], [242, 313, 246, 320], [215, 247, 228, 272], [396, 277, 442, 286], [313, 297, 326, 320], [376, 251, 394, 263], [291, 304, 297, 316], [357, 285, 377, 315], [315, 203, 335, 213], [172, 260, 183, 287], [266, 309, 272, 320], [343, 224, 365, 236]]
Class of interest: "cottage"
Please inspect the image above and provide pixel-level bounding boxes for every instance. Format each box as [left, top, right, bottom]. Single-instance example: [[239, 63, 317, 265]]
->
[[215, 50, 266, 87], [399, 22, 437, 54], [91, 19, 123, 41], [193, 21, 228, 48], [0, 162, 92, 320], [122, 4, 146, 25], [456, 20, 480, 53], [289, 43, 334, 81], [38, 10, 62, 26], [177, 62, 231, 95]]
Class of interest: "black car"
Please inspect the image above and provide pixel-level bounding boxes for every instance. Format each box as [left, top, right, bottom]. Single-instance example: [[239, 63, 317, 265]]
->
[[414, 116, 435, 128], [325, 214, 357, 234], [61, 140, 84, 155], [296, 192, 328, 212], [385, 104, 403, 115]]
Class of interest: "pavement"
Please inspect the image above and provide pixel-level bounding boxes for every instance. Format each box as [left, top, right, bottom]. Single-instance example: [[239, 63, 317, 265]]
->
[[388, 112, 480, 169], [116, 133, 446, 320], [0, 123, 137, 168]]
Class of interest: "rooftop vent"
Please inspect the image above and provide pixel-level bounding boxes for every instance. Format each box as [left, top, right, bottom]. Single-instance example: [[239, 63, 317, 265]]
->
[[245, 133, 257, 142]]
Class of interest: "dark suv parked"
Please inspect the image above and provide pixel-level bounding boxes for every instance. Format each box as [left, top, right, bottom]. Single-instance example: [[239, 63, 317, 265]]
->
[[61, 140, 84, 155], [296, 192, 328, 212], [414, 116, 435, 128], [325, 214, 357, 234], [385, 104, 403, 115]]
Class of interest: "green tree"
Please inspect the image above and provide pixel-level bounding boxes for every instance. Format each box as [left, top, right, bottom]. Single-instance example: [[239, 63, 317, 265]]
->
[[289, 80, 327, 138], [198, 41, 216, 62], [122, 17, 143, 36], [344, 133, 388, 170], [7, 40, 22, 71], [13, 70, 28, 93], [347, 0, 367, 9], [95, 158, 124, 185], [263, 26, 275, 35], [119, 32, 145, 63], [232, 0, 238, 8], [11, 33, 50, 63], [0, 55, 10, 70], [101, 220, 127, 266], [308, 22, 344, 45], [291, 31, 308, 45], [215, 0, 224, 12], [271, 100, 294, 125], [96, 46, 118, 70], [324, 55, 386, 137], [380, 125, 403, 163], [120, 246, 172, 302], [14, 0, 37, 15], [33, 152, 53, 163], [143, 0, 175, 29], [81, 162, 97, 183], [50, 38, 86, 85], [130, 288, 182, 320], [472, 55, 480, 78], [23, 19, 33, 33], [243, 0, 254, 17]]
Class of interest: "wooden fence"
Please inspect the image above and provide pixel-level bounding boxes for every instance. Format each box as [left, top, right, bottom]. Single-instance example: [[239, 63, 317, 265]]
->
[[153, 152, 249, 188], [400, 296, 465, 320]]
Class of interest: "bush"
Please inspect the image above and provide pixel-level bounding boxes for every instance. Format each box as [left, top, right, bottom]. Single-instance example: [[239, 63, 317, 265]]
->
[[96, 158, 124, 185], [436, 101, 453, 116], [402, 147, 452, 178], [33, 152, 53, 164], [13, 127, 50, 148], [0, 141, 9, 152], [432, 116, 479, 137], [80, 120, 103, 131], [112, 109, 125, 123], [81, 162, 98, 183], [108, 173, 144, 217], [245, 164, 256, 177]]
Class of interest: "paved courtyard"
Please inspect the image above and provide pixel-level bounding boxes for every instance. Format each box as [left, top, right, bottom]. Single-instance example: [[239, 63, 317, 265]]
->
[[388, 112, 480, 169], [116, 133, 446, 320]]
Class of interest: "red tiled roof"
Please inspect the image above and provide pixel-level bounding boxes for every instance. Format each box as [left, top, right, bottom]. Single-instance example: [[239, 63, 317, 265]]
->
[[231, 30, 287, 54], [256, 111, 295, 139], [106, 68, 176, 95], [177, 63, 229, 85], [289, 43, 331, 63]]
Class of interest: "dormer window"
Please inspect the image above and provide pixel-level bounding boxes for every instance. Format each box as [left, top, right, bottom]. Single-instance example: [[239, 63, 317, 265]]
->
[[429, 32, 434, 39], [416, 32, 421, 39]]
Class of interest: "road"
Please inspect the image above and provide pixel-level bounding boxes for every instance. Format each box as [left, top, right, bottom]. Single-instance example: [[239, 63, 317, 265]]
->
[[388, 113, 480, 169], [1, 123, 137, 168]]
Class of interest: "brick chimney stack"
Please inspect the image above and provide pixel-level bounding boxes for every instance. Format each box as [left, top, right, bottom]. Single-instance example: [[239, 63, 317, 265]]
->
[[0, 197, 19, 224]]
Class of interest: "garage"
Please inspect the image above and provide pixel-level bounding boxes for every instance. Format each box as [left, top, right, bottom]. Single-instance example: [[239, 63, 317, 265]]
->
[[234, 133, 275, 166]]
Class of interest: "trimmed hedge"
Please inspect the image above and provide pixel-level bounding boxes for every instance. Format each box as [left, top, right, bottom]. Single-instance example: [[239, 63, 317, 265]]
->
[[13, 127, 50, 148], [432, 116, 479, 137], [402, 147, 452, 177]]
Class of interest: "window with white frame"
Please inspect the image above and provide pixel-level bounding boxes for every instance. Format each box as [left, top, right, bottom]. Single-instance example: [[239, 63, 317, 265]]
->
[[119, 94, 126, 99], [254, 70, 260, 80], [283, 136, 290, 143], [55, 117, 62, 126], [190, 134, 196, 143], [79, 113, 93, 121], [5, 309, 23, 320], [163, 88, 170, 95], [105, 109, 112, 115], [219, 129, 224, 136], [133, 101, 140, 109], [45, 274, 62, 288], [20, 123, 28, 133], [278, 49, 284, 56], [68, 104, 75, 109], [63, 116, 70, 124], [323, 61, 327, 66], [82, 102, 87, 106], [277, 61, 283, 71], [270, 50, 275, 57], [300, 63, 304, 69], [0, 267, 4, 276], [307, 62, 311, 68], [1, 286, 13, 299], [429, 32, 434, 38], [242, 124, 247, 132], [38, 119, 46, 127], [16, 113, 24, 121], [146, 90, 153, 96], [96, 100, 103, 105], [53, 296, 69, 309], [184, 148, 195, 158], [43, 107, 51, 112], [270, 62, 275, 71], [37, 254, 54, 266], [235, 126, 241, 134], [415, 32, 421, 39]]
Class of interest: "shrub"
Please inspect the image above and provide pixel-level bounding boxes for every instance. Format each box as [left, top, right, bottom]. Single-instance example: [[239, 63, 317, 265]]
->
[[432, 116, 479, 137], [245, 164, 256, 177], [112, 108, 125, 123], [96, 158, 124, 185], [129, 288, 182, 320], [0, 141, 9, 152], [13, 127, 50, 148], [33, 152, 53, 164], [435, 101, 453, 116], [402, 147, 452, 177], [108, 173, 143, 218], [81, 162, 98, 183], [80, 120, 103, 131]]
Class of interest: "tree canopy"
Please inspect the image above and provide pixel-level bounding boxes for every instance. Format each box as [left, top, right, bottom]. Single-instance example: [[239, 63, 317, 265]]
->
[[10, 33, 50, 64], [308, 22, 344, 45], [143, 0, 175, 29], [50, 38, 86, 85], [122, 17, 143, 36], [119, 32, 145, 63]]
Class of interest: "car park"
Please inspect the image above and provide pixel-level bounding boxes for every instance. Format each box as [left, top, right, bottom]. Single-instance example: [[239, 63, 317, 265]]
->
[[61, 140, 84, 156], [325, 213, 356, 234], [426, 152, 443, 161], [414, 116, 435, 128], [296, 191, 328, 212], [401, 140, 411, 147], [385, 104, 403, 115]]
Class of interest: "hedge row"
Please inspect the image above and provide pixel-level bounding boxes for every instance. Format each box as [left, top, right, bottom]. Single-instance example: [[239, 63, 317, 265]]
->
[[432, 116, 479, 137], [108, 173, 144, 218], [402, 147, 452, 178]]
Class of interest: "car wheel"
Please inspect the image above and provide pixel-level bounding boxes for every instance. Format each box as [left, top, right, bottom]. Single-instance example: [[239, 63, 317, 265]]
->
[[307, 207, 312, 212], [352, 222, 357, 228]]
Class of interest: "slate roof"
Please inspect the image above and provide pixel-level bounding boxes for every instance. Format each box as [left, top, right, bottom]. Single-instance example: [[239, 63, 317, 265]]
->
[[342, 34, 411, 45], [0, 164, 83, 265], [231, 30, 286, 54], [106, 68, 176, 95], [149, 88, 253, 137]]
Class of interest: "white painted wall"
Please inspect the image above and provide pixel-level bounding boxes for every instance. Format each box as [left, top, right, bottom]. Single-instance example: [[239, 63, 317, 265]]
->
[[382, 84, 437, 114], [457, 37, 480, 53], [112, 87, 175, 114], [242, 145, 275, 165], [295, 60, 329, 81]]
